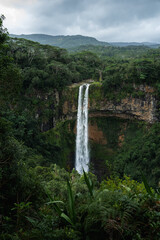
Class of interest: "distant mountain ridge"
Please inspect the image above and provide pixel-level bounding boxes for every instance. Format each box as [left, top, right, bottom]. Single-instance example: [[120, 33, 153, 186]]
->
[[109, 42, 160, 48], [10, 33, 160, 49], [9, 34, 110, 49]]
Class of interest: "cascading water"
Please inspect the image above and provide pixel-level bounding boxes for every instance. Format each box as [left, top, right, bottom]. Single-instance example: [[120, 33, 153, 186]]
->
[[75, 84, 90, 174]]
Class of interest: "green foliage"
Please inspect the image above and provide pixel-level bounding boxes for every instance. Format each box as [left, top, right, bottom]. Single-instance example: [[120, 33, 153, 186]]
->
[[83, 170, 94, 198], [0, 117, 24, 213], [71, 51, 102, 80], [88, 117, 143, 179], [1, 158, 160, 240], [113, 123, 160, 187], [101, 55, 160, 101], [1, 109, 57, 166], [0, 16, 21, 104], [70, 44, 152, 59], [67, 180, 76, 225], [89, 82, 103, 105], [6, 38, 102, 94], [43, 120, 75, 167], [0, 15, 8, 45], [47, 179, 77, 227], [141, 172, 154, 196]]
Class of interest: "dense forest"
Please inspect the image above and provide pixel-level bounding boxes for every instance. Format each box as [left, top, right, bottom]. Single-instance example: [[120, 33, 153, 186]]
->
[[1, 15, 160, 240]]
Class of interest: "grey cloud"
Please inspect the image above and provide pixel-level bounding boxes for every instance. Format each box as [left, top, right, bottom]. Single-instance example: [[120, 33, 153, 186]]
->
[[84, 0, 160, 28], [2, 0, 160, 42], [32, 0, 160, 31], [32, 0, 86, 17]]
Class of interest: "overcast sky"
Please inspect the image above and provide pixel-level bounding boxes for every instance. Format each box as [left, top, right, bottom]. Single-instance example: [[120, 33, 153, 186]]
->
[[1, 0, 160, 42]]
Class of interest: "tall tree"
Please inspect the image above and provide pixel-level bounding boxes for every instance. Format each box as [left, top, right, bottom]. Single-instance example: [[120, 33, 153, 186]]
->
[[0, 15, 21, 104]]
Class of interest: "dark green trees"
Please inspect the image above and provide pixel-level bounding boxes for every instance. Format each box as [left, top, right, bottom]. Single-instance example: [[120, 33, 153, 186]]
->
[[0, 15, 21, 103]]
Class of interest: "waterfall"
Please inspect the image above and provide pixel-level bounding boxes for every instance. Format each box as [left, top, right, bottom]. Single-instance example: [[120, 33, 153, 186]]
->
[[75, 84, 90, 174]]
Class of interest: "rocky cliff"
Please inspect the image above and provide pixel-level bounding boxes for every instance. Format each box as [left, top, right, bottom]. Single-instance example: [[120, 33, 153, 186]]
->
[[61, 82, 158, 124], [41, 81, 158, 177]]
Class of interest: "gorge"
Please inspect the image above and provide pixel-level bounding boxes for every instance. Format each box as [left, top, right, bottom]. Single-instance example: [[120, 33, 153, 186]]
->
[[41, 81, 159, 180], [1, 26, 160, 238]]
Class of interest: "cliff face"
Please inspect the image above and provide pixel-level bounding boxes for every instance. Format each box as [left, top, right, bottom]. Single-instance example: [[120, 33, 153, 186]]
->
[[61, 82, 158, 123], [28, 89, 60, 132], [42, 82, 158, 177]]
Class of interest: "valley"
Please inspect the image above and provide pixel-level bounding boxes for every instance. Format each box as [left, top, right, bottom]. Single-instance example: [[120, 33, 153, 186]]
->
[[1, 17, 160, 240]]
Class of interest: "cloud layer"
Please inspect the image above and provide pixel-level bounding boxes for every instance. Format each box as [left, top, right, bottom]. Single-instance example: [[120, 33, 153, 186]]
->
[[1, 0, 160, 42]]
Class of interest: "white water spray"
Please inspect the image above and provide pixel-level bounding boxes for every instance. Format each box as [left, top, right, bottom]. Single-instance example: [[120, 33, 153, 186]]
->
[[75, 84, 90, 174]]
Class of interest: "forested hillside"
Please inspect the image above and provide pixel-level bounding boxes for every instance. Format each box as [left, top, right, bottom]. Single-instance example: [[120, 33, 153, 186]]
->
[[10, 33, 160, 49], [1, 16, 160, 240], [10, 34, 110, 49]]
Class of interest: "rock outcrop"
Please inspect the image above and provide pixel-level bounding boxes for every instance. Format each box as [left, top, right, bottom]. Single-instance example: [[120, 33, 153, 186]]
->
[[61, 82, 158, 124]]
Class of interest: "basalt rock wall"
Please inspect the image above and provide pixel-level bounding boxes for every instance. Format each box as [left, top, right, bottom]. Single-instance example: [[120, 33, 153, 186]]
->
[[61, 82, 158, 124], [42, 82, 159, 177]]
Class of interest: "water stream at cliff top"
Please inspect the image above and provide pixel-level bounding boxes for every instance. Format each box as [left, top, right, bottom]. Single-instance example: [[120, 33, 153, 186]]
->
[[75, 84, 90, 174]]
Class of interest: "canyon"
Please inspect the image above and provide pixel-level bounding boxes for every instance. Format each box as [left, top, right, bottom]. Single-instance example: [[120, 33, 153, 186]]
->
[[39, 81, 159, 176]]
